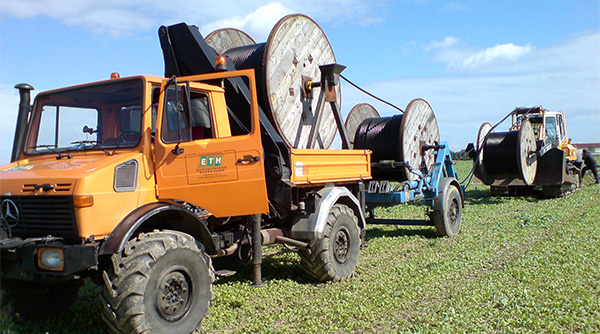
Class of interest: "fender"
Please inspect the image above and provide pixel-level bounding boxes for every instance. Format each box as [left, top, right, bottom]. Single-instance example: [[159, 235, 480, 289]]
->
[[99, 202, 217, 256], [433, 177, 464, 212], [291, 186, 365, 240]]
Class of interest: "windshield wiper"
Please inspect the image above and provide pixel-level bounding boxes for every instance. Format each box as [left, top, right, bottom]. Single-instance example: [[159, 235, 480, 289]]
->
[[30, 145, 72, 160], [70, 140, 114, 155]]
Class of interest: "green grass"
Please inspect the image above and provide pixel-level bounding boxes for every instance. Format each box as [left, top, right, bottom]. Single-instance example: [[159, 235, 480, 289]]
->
[[2, 161, 599, 333]]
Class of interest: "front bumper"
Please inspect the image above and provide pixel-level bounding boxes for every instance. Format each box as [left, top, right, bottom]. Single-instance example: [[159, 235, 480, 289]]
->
[[1, 237, 98, 281]]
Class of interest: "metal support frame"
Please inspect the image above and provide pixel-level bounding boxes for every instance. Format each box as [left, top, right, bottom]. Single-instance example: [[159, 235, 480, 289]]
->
[[306, 64, 350, 149], [366, 142, 458, 226]]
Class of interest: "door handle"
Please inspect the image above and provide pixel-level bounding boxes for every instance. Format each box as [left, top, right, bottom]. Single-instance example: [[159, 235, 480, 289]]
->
[[237, 156, 260, 164]]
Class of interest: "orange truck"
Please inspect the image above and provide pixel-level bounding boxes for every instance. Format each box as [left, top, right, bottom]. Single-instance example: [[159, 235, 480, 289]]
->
[[0, 16, 462, 333]]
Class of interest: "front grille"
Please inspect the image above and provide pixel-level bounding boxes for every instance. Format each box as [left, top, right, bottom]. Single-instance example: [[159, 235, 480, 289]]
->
[[22, 183, 73, 193], [0, 196, 78, 239]]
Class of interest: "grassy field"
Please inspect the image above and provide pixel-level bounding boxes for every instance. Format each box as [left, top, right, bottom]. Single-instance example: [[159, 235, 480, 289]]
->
[[1, 161, 599, 333]]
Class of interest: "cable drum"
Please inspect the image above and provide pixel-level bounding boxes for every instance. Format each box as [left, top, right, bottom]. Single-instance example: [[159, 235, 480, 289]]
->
[[353, 98, 440, 182], [205, 28, 256, 55], [473, 122, 492, 184], [222, 43, 267, 91], [217, 14, 339, 149], [479, 120, 537, 185], [345, 103, 380, 146]]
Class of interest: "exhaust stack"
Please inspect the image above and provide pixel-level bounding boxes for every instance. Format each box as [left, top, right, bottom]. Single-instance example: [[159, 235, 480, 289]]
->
[[11, 83, 34, 162]]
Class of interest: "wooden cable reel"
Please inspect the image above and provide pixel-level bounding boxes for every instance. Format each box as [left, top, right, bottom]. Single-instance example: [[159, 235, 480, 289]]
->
[[205, 28, 256, 55], [353, 98, 440, 182], [474, 122, 492, 184], [345, 103, 380, 146], [478, 120, 538, 185], [213, 14, 339, 149]]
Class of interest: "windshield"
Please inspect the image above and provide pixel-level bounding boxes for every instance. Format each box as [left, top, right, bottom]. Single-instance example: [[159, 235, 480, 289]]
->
[[25, 78, 144, 155]]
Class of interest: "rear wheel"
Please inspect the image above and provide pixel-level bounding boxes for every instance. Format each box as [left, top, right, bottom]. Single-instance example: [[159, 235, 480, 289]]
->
[[1, 279, 82, 319], [433, 185, 462, 237], [299, 204, 360, 282], [101, 230, 214, 334]]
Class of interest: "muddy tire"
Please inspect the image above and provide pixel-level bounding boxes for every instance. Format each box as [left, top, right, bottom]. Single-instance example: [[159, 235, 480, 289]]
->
[[101, 230, 214, 334], [1, 279, 82, 319], [433, 185, 462, 237], [299, 204, 360, 282]]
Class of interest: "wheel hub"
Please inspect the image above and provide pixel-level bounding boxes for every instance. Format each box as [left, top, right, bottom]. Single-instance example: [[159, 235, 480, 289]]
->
[[448, 199, 459, 228], [157, 271, 191, 321], [333, 228, 350, 264]]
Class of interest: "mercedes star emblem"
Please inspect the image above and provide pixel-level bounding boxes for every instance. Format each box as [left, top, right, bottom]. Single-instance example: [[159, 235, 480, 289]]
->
[[1, 199, 19, 227]]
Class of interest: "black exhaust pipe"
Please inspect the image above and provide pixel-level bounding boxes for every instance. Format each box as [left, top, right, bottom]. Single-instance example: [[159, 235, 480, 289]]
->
[[11, 83, 34, 162]]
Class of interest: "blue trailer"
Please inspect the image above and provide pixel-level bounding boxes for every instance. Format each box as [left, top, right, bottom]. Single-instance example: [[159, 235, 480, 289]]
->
[[364, 141, 464, 237]]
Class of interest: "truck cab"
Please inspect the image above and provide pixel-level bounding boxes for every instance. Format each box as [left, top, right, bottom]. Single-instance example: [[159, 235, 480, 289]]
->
[[0, 68, 273, 268], [1, 76, 161, 244], [511, 107, 577, 160]]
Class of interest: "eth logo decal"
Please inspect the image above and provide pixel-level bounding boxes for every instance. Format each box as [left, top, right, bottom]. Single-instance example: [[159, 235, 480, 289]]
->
[[1, 199, 20, 227]]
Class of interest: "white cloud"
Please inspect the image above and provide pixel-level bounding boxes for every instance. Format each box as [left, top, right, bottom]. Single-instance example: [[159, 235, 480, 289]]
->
[[426, 37, 536, 73], [428, 32, 599, 77], [449, 43, 534, 70], [0, 0, 383, 38], [1, 1, 158, 37], [199, 2, 292, 42], [425, 36, 460, 51]]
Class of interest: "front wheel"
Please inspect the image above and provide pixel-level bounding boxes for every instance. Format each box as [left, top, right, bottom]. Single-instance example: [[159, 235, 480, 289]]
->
[[432, 185, 462, 237], [101, 230, 214, 334], [299, 204, 360, 282]]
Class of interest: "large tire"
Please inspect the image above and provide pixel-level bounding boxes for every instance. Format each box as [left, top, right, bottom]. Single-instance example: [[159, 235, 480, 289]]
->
[[299, 204, 360, 282], [101, 230, 214, 334], [1, 279, 82, 319], [433, 185, 462, 237]]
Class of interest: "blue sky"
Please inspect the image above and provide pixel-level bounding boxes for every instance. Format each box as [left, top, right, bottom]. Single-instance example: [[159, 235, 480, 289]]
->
[[1, 0, 599, 165]]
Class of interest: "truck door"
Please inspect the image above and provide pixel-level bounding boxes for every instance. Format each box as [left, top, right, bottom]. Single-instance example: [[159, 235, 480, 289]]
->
[[153, 75, 268, 217]]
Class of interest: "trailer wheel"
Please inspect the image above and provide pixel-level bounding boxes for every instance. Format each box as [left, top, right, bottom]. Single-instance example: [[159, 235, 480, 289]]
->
[[1, 279, 82, 319], [433, 185, 462, 237], [299, 204, 360, 282], [101, 230, 214, 334]]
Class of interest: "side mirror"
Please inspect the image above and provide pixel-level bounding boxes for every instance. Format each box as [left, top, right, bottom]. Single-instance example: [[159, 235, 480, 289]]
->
[[83, 125, 97, 134]]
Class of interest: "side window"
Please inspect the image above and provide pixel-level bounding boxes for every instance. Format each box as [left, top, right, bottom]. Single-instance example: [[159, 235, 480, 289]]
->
[[557, 114, 566, 141], [161, 87, 214, 144], [117, 106, 142, 142], [151, 87, 160, 136], [545, 117, 558, 146], [223, 88, 252, 136], [188, 91, 213, 140]]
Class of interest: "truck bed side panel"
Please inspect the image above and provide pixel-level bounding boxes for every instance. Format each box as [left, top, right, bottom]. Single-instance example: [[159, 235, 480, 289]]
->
[[290, 149, 371, 186]]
